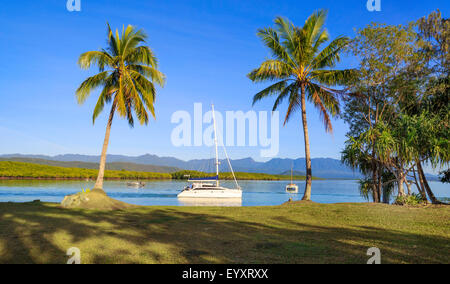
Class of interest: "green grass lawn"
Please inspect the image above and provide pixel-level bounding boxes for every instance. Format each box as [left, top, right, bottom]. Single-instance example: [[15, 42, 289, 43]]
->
[[0, 201, 448, 264]]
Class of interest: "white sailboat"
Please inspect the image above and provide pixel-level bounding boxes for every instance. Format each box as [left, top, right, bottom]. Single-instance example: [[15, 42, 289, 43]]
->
[[285, 164, 299, 193], [177, 104, 242, 199]]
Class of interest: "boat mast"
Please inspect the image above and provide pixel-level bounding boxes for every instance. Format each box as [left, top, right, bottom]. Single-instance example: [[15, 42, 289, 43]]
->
[[291, 163, 293, 184], [222, 143, 240, 190], [212, 104, 220, 187]]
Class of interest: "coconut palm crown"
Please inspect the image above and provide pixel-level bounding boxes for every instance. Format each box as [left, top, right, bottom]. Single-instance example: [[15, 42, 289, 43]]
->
[[248, 10, 356, 200], [76, 23, 165, 190]]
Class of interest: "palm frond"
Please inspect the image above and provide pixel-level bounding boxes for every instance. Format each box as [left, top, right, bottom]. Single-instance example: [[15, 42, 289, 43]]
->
[[273, 17, 297, 55], [106, 23, 119, 57], [310, 36, 350, 69], [256, 27, 297, 68], [247, 60, 293, 82], [124, 95, 134, 127], [76, 71, 110, 104], [309, 82, 342, 116], [123, 70, 149, 125], [283, 90, 300, 125], [125, 46, 158, 68], [130, 70, 156, 118], [304, 10, 328, 47], [252, 80, 289, 105], [115, 75, 127, 118], [123, 30, 151, 61], [77, 51, 114, 71], [310, 69, 358, 87], [92, 86, 116, 124], [128, 64, 165, 87], [312, 29, 330, 54], [306, 83, 334, 132], [273, 83, 298, 111]]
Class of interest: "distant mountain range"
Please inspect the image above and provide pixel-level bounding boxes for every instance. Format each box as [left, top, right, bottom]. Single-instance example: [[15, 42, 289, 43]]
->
[[0, 154, 363, 179]]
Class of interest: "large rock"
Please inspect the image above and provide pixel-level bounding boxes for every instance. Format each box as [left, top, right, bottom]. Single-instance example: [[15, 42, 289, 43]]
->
[[61, 190, 137, 210]]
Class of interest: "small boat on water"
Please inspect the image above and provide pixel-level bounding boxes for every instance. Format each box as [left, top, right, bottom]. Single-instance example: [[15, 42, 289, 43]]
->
[[178, 104, 242, 199], [127, 181, 146, 188], [285, 165, 298, 193], [286, 183, 298, 193]]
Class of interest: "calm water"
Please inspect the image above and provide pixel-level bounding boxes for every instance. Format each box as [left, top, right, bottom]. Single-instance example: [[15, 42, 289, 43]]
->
[[0, 179, 448, 206]]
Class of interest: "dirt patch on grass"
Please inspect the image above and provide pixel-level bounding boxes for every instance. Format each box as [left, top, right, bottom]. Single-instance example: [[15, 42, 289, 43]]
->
[[60, 189, 137, 210]]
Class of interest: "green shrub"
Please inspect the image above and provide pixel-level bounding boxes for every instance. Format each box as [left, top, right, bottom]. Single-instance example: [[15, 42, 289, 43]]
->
[[394, 193, 425, 206]]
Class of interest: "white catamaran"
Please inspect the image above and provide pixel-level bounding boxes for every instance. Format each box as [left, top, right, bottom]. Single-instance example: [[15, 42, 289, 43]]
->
[[177, 104, 242, 199]]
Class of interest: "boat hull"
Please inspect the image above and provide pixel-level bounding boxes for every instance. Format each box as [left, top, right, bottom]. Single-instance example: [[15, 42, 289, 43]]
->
[[177, 189, 242, 198], [285, 184, 299, 193], [178, 198, 242, 207]]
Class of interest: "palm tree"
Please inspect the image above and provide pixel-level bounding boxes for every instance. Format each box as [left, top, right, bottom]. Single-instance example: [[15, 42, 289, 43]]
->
[[248, 10, 355, 200], [76, 24, 165, 192]]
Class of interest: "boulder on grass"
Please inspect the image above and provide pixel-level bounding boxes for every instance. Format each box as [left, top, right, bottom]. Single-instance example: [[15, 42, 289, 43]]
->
[[61, 190, 137, 210]]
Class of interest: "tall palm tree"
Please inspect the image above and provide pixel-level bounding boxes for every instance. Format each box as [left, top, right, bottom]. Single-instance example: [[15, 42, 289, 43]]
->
[[248, 10, 355, 200], [76, 24, 165, 191]]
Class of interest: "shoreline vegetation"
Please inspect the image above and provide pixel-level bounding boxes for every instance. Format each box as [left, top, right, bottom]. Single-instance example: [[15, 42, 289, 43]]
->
[[0, 201, 448, 264], [0, 161, 322, 181]]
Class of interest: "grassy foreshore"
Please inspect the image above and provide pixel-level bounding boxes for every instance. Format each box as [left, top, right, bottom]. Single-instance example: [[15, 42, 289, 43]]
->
[[0, 201, 448, 264], [0, 161, 321, 181]]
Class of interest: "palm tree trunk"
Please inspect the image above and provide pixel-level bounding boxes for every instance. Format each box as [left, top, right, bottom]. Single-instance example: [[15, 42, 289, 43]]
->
[[371, 169, 379, 202], [93, 105, 116, 192], [300, 85, 312, 201], [377, 165, 383, 202], [371, 163, 380, 203], [414, 163, 428, 203], [417, 161, 443, 204], [370, 148, 379, 202], [382, 185, 390, 204]]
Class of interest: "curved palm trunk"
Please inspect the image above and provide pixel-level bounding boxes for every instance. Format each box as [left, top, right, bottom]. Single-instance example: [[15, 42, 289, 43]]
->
[[93, 105, 116, 191], [300, 86, 312, 201], [417, 161, 443, 204], [414, 164, 428, 203]]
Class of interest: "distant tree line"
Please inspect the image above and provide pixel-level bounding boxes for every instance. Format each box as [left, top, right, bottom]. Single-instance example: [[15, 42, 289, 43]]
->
[[171, 170, 321, 181], [0, 162, 318, 181], [0, 161, 170, 180]]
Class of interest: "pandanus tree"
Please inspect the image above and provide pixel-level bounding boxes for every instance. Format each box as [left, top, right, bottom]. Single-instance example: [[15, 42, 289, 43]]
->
[[248, 10, 356, 200], [76, 24, 165, 191]]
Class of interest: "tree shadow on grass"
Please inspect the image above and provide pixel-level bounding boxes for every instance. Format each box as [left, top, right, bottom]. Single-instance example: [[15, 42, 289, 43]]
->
[[0, 202, 448, 263]]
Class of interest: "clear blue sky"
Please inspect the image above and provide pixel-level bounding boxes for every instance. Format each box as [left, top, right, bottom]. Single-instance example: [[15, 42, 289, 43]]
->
[[0, 0, 447, 162]]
